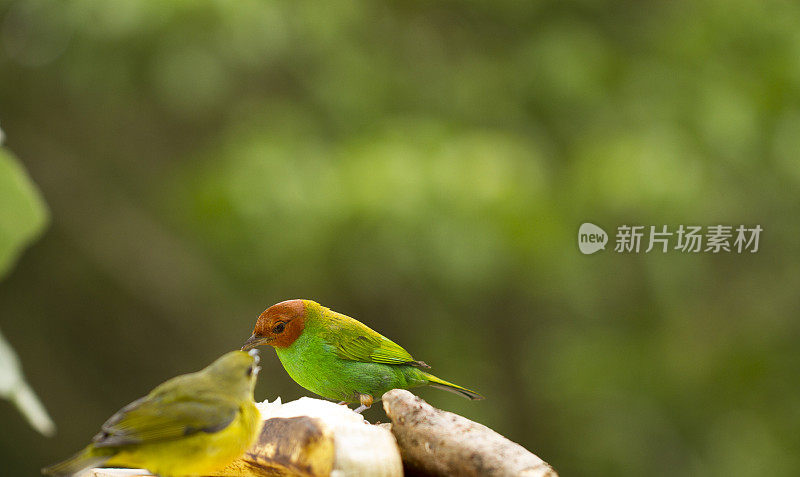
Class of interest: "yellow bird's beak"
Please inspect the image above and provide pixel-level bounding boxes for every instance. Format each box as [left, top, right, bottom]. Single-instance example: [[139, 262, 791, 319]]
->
[[241, 333, 271, 351]]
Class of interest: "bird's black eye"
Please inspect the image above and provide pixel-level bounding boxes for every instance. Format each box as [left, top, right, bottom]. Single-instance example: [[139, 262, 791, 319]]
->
[[246, 366, 253, 377], [273, 322, 285, 334]]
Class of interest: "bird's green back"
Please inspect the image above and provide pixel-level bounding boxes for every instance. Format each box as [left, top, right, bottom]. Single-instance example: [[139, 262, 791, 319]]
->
[[305, 301, 429, 368]]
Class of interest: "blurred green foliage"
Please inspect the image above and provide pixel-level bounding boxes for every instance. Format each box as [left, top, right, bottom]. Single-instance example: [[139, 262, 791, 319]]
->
[[0, 144, 48, 277], [0, 139, 54, 436], [1, 0, 799, 475]]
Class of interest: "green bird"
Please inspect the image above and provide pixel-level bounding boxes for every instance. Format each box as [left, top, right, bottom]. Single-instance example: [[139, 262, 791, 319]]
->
[[43, 350, 261, 477], [241, 299, 483, 412]]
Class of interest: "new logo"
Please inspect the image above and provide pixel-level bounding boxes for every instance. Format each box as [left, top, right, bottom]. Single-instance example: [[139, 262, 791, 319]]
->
[[578, 223, 608, 255]]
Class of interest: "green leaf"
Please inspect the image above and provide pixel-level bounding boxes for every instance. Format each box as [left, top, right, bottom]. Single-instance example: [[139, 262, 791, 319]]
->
[[0, 146, 48, 278]]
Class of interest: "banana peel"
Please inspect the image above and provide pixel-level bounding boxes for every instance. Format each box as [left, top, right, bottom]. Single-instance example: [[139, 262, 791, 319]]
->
[[220, 397, 402, 477]]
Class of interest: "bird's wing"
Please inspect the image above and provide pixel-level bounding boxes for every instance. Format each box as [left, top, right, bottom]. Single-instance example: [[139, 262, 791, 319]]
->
[[326, 316, 429, 368], [91, 391, 238, 448]]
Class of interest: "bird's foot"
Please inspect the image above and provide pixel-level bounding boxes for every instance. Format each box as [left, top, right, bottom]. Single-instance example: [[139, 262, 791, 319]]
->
[[353, 393, 373, 414], [336, 401, 348, 405]]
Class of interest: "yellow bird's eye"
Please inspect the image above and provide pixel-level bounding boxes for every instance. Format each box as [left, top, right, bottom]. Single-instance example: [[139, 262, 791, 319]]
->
[[246, 366, 254, 377], [272, 322, 285, 334]]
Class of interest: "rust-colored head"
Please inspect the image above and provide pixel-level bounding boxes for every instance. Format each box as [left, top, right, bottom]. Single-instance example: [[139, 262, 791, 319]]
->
[[241, 299, 307, 350]]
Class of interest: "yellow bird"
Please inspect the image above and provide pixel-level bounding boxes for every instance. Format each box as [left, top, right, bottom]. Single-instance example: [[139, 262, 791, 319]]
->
[[43, 350, 261, 477]]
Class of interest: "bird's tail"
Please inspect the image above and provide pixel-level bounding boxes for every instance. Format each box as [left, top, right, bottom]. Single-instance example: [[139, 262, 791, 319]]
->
[[423, 372, 484, 400], [42, 445, 113, 477]]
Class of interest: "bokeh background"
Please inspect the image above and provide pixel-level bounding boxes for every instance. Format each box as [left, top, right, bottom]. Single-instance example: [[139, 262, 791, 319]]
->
[[1, 0, 799, 475]]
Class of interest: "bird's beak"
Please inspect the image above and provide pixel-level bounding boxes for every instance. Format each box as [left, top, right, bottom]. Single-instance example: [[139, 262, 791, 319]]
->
[[241, 333, 271, 351]]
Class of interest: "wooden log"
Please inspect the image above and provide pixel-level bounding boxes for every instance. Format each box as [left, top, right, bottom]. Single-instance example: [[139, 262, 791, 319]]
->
[[382, 389, 557, 477]]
